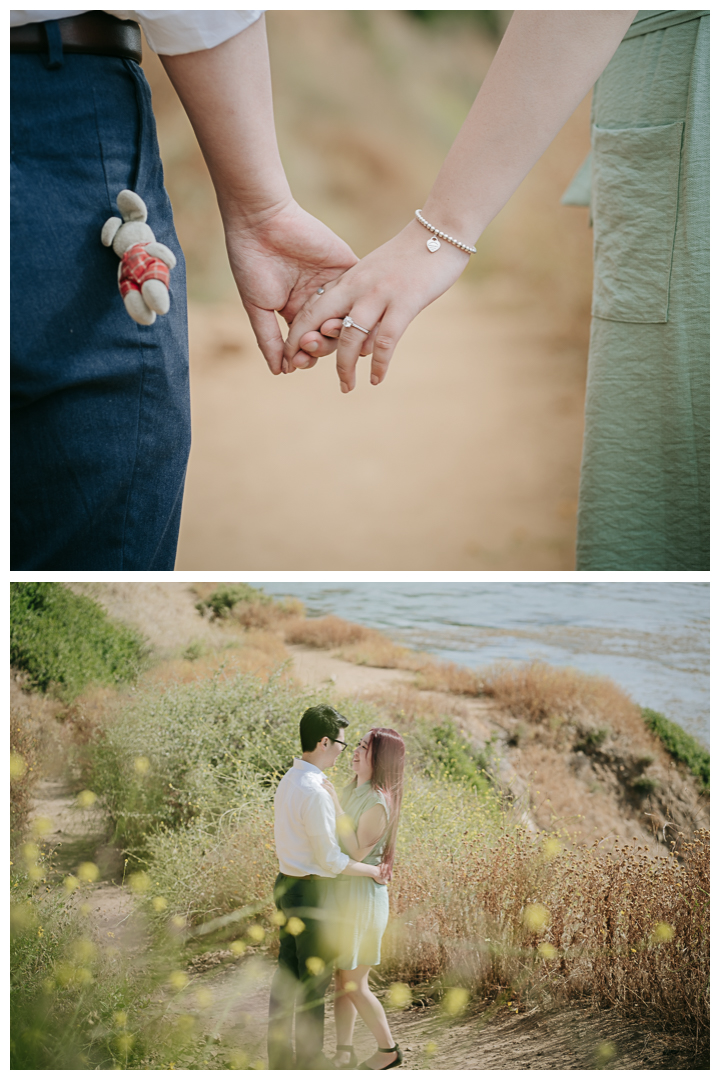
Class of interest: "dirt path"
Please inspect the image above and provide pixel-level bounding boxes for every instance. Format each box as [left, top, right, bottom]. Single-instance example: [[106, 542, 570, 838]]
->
[[175, 281, 586, 571]]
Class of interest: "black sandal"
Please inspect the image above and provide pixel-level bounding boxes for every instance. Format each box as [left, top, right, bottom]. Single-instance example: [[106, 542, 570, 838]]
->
[[335, 1045, 358, 1069], [357, 1043, 403, 1070]]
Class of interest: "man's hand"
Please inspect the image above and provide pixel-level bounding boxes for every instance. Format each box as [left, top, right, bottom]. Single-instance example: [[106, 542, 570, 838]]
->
[[225, 199, 357, 375]]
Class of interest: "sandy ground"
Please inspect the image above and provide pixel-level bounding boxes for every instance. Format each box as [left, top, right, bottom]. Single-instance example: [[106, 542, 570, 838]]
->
[[175, 281, 587, 571]]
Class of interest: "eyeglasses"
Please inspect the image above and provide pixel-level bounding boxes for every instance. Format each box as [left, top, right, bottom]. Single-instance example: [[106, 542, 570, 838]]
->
[[332, 738, 348, 751]]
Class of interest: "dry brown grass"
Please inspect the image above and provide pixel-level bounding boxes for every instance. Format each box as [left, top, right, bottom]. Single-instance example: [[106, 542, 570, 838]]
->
[[140, 638, 292, 689], [284, 613, 484, 696], [385, 827, 709, 1049], [283, 614, 375, 649], [482, 661, 646, 736], [415, 659, 482, 696], [10, 711, 40, 841]]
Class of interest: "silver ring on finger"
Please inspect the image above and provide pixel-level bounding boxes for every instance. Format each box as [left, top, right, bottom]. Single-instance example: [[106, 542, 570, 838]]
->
[[317, 287, 325, 294], [342, 314, 371, 335]]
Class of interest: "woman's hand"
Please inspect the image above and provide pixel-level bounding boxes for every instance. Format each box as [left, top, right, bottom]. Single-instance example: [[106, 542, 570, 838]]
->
[[224, 199, 358, 376], [283, 220, 470, 392], [321, 776, 344, 815]]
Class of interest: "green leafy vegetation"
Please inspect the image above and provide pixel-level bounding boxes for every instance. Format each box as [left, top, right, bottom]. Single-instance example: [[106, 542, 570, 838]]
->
[[10, 583, 147, 703], [641, 708, 709, 793], [195, 583, 272, 619], [413, 720, 493, 794]]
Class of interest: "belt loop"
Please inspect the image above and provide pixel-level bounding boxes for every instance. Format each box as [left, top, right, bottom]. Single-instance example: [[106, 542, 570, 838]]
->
[[44, 20, 64, 69]]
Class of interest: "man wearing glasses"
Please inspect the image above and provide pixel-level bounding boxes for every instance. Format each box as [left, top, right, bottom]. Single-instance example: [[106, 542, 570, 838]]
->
[[269, 704, 386, 1069]]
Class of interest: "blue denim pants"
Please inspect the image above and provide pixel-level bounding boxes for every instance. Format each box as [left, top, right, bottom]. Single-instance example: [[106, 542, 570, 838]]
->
[[11, 43, 191, 570]]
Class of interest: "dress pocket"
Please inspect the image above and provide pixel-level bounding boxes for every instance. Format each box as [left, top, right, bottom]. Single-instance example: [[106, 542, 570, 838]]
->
[[590, 120, 684, 323]]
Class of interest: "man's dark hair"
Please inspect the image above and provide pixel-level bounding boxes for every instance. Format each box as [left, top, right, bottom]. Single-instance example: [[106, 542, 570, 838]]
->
[[300, 704, 348, 752]]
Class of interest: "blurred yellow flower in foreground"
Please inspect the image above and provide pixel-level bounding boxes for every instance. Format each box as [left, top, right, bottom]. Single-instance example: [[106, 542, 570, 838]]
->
[[229, 1050, 249, 1069], [246, 924, 265, 943], [542, 837, 563, 861], [10, 753, 27, 780], [387, 982, 412, 1009], [114, 1011, 128, 1028], [538, 942, 558, 960], [114, 1033, 135, 1055], [133, 756, 150, 775], [76, 790, 97, 808], [424, 1042, 438, 1056], [593, 1041, 616, 1067], [196, 988, 214, 1008], [10, 903, 36, 933], [78, 862, 99, 883], [169, 970, 189, 991], [651, 921, 674, 944], [170, 915, 186, 930], [230, 940, 246, 956], [285, 917, 305, 936], [128, 871, 150, 893], [32, 816, 53, 837], [344, 981, 358, 992], [523, 903, 550, 933], [443, 987, 469, 1016], [71, 938, 97, 964], [152, 896, 168, 912], [337, 814, 355, 837], [28, 865, 43, 882], [305, 956, 325, 976], [270, 910, 286, 926], [64, 875, 80, 893], [22, 842, 40, 864]]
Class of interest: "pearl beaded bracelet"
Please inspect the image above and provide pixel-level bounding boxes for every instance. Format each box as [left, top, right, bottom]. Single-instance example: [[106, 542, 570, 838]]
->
[[414, 209, 477, 255]]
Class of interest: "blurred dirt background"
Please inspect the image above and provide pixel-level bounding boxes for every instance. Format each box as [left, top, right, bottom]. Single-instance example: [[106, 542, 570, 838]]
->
[[142, 11, 595, 570]]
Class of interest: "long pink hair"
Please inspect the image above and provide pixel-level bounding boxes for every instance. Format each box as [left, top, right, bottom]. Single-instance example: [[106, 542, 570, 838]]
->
[[367, 727, 405, 876]]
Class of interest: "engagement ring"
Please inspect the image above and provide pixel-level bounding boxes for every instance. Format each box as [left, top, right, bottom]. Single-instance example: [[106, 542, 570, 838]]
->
[[342, 315, 370, 335]]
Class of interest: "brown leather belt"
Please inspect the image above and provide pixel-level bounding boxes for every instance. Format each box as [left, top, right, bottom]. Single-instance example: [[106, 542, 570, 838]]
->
[[10, 11, 142, 63]]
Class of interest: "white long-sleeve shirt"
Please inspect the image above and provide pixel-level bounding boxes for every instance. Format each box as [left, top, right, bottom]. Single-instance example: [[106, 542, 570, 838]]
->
[[10, 10, 263, 55], [274, 758, 350, 878]]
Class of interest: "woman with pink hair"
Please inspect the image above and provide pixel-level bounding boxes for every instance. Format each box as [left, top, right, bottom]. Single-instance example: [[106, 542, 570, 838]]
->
[[322, 728, 406, 1070]]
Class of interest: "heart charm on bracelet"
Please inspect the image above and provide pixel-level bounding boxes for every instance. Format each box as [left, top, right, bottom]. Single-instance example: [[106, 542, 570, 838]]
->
[[426, 236, 441, 252]]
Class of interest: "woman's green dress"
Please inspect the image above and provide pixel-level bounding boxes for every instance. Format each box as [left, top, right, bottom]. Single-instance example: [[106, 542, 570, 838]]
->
[[565, 11, 709, 569], [325, 780, 390, 970]]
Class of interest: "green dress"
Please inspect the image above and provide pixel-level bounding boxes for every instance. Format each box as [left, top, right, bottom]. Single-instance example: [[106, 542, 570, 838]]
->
[[564, 11, 709, 569], [324, 780, 390, 970]]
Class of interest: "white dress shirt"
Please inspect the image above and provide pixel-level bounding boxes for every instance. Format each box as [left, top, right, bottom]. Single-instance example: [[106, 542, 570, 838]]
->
[[10, 10, 263, 55], [274, 758, 350, 878]]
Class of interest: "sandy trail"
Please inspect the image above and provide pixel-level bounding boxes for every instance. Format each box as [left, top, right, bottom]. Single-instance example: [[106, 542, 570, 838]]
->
[[175, 281, 586, 571]]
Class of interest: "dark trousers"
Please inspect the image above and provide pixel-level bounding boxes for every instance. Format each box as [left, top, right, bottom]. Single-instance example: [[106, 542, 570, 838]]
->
[[267, 874, 336, 1069], [11, 45, 190, 569]]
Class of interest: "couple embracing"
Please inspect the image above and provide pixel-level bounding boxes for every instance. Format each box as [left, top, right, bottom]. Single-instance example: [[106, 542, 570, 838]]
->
[[268, 705, 405, 1070]]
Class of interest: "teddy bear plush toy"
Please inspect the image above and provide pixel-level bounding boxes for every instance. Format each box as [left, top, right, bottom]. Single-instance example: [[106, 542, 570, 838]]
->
[[101, 189, 177, 326]]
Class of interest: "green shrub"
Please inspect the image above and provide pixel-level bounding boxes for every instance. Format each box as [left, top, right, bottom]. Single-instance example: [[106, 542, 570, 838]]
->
[[411, 721, 494, 795], [10, 583, 147, 703], [195, 584, 271, 619], [641, 708, 709, 793], [631, 776, 659, 795], [574, 727, 609, 754], [85, 669, 381, 850]]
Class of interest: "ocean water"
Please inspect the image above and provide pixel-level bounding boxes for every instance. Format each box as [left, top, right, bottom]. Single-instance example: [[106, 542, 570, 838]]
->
[[258, 583, 709, 747]]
